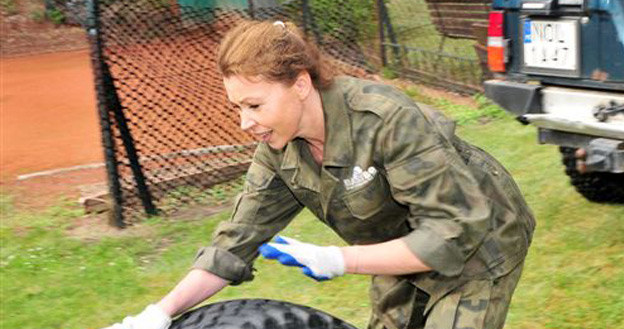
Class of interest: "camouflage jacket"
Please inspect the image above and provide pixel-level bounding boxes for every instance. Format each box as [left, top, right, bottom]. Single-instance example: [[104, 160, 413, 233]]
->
[[193, 76, 535, 324]]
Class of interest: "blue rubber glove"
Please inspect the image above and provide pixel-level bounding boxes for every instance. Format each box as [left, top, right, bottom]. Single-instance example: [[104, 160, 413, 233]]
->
[[259, 236, 345, 281]]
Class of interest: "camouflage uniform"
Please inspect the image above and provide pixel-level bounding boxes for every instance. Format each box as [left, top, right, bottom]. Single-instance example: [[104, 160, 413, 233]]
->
[[193, 76, 536, 329]]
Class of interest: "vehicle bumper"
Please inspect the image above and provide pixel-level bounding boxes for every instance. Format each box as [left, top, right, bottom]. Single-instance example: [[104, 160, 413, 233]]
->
[[522, 114, 624, 140], [485, 79, 624, 139], [483, 80, 542, 116]]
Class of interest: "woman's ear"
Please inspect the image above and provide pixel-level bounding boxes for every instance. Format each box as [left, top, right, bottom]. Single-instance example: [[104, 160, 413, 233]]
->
[[294, 71, 313, 100]]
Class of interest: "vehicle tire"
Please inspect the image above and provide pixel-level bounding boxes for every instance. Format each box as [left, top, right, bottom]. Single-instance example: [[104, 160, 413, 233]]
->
[[169, 299, 360, 329], [560, 146, 624, 203]]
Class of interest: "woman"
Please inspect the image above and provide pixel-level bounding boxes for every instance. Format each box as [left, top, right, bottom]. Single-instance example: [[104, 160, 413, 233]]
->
[[105, 20, 535, 329]]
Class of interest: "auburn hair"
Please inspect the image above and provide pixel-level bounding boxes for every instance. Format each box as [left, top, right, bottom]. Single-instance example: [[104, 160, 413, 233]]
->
[[217, 20, 334, 90]]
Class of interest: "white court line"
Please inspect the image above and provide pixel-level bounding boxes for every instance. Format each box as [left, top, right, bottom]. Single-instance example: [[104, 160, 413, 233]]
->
[[17, 163, 106, 181], [15, 143, 258, 181]]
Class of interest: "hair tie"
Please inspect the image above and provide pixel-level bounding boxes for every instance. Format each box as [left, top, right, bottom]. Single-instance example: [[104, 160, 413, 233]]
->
[[273, 20, 286, 28]]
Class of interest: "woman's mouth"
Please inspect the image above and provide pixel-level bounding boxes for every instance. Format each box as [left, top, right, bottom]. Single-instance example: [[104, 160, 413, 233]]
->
[[255, 130, 272, 142]]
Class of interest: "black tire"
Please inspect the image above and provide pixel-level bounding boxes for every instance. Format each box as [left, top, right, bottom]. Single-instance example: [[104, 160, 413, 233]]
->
[[170, 299, 360, 329], [560, 146, 624, 204]]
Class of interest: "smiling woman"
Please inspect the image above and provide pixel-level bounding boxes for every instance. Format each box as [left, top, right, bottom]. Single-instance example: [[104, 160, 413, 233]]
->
[[223, 72, 328, 164], [101, 20, 536, 329], [219, 20, 331, 157]]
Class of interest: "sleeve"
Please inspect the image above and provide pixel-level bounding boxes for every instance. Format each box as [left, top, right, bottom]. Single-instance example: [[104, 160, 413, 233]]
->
[[380, 106, 491, 277], [191, 145, 304, 285]]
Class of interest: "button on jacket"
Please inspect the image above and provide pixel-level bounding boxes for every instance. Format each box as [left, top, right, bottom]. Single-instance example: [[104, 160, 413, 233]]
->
[[193, 76, 535, 328]]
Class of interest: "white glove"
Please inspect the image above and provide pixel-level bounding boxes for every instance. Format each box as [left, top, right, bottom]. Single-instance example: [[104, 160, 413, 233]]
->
[[258, 236, 345, 281], [103, 304, 171, 329]]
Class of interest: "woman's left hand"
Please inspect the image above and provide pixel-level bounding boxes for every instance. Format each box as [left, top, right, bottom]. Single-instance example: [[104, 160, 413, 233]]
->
[[259, 236, 345, 281]]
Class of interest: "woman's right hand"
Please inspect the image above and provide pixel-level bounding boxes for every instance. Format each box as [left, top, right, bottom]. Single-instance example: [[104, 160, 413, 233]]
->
[[103, 304, 171, 329]]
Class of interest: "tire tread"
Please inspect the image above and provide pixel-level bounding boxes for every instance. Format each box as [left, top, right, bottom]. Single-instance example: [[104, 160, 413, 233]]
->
[[169, 299, 359, 329], [560, 147, 624, 203]]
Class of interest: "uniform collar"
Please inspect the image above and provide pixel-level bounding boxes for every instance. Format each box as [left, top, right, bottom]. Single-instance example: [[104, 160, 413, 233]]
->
[[281, 141, 299, 170], [280, 78, 354, 170]]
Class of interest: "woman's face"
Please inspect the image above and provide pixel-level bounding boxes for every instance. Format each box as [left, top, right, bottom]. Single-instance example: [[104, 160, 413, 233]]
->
[[223, 75, 305, 150]]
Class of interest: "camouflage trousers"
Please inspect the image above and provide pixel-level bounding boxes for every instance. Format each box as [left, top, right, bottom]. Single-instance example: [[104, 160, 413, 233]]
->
[[367, 262, 525, 329]]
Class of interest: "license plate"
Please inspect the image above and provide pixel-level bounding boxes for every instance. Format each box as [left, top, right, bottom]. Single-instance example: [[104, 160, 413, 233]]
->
[[523, 19, 579, 72]]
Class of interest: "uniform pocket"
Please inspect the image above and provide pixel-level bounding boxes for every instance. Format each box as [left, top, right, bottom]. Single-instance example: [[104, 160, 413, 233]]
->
[[426, 280, 492, 329], [230, 162, 279, 224], [245, 162, 276, 191], [370, 275, 428, 329], [343, 171, 390, 220]]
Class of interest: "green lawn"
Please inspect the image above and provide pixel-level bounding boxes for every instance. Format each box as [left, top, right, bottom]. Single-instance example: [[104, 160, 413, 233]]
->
[[1, 91, 622, 329]]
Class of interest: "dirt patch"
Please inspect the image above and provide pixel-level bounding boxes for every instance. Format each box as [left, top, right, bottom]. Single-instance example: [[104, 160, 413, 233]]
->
[[1, 1, 88, 58], [64, 212, 159, 242], [388, 78, 480, 108], [64, 201, 232, 242], [1, 166, 106, 211], [0, 17, 88, 57], [418, 84, 480, 108], [166, 202, 232, 221]]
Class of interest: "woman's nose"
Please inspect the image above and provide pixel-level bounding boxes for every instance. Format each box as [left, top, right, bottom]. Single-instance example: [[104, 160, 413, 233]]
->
[[240, 111, 255, 131]]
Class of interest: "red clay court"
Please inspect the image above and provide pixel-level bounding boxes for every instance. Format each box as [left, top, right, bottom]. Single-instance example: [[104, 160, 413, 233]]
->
[[1, 50, 102, 180]]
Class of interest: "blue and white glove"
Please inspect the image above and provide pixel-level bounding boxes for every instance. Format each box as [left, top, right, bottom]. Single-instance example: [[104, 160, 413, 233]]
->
[[103, 304, 171, 329], [258, 236, 345, 281]]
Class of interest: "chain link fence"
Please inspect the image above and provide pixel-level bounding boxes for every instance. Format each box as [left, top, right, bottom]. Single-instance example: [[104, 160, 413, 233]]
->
[[378, 0, 491, 93], [82, 0, 491, 226]]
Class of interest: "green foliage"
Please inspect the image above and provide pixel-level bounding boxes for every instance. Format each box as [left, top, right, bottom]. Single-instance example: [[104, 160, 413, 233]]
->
[[305, 0, 377, 45], [403, 88, 506, 125], [1, 0, 18, 16], [46, 8, 65, 25], [381, 66, 399, 80]]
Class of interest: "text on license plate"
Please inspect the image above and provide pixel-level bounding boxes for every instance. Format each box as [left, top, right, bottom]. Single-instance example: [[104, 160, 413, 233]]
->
[[523, 19, 578, 71]]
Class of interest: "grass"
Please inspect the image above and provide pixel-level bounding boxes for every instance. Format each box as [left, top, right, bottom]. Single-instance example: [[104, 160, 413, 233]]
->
[[156, 177, 245, 215], [1, 94, 623, 329]]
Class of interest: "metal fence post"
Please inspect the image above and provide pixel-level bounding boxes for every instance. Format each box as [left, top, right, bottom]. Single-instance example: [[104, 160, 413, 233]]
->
[[87, 0, 158, 226], [300, 0, 323, 45], [102, 67, 158, 218], [379, 0, 400, 65], [376, 0, 387, 66], [86, 0, 125, 227], [301, 0, 310, 35], [247, 0, 255, 19]]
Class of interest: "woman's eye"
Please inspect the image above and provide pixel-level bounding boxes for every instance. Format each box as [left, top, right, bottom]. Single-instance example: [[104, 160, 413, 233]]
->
[[249, 104, 260, 110]]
